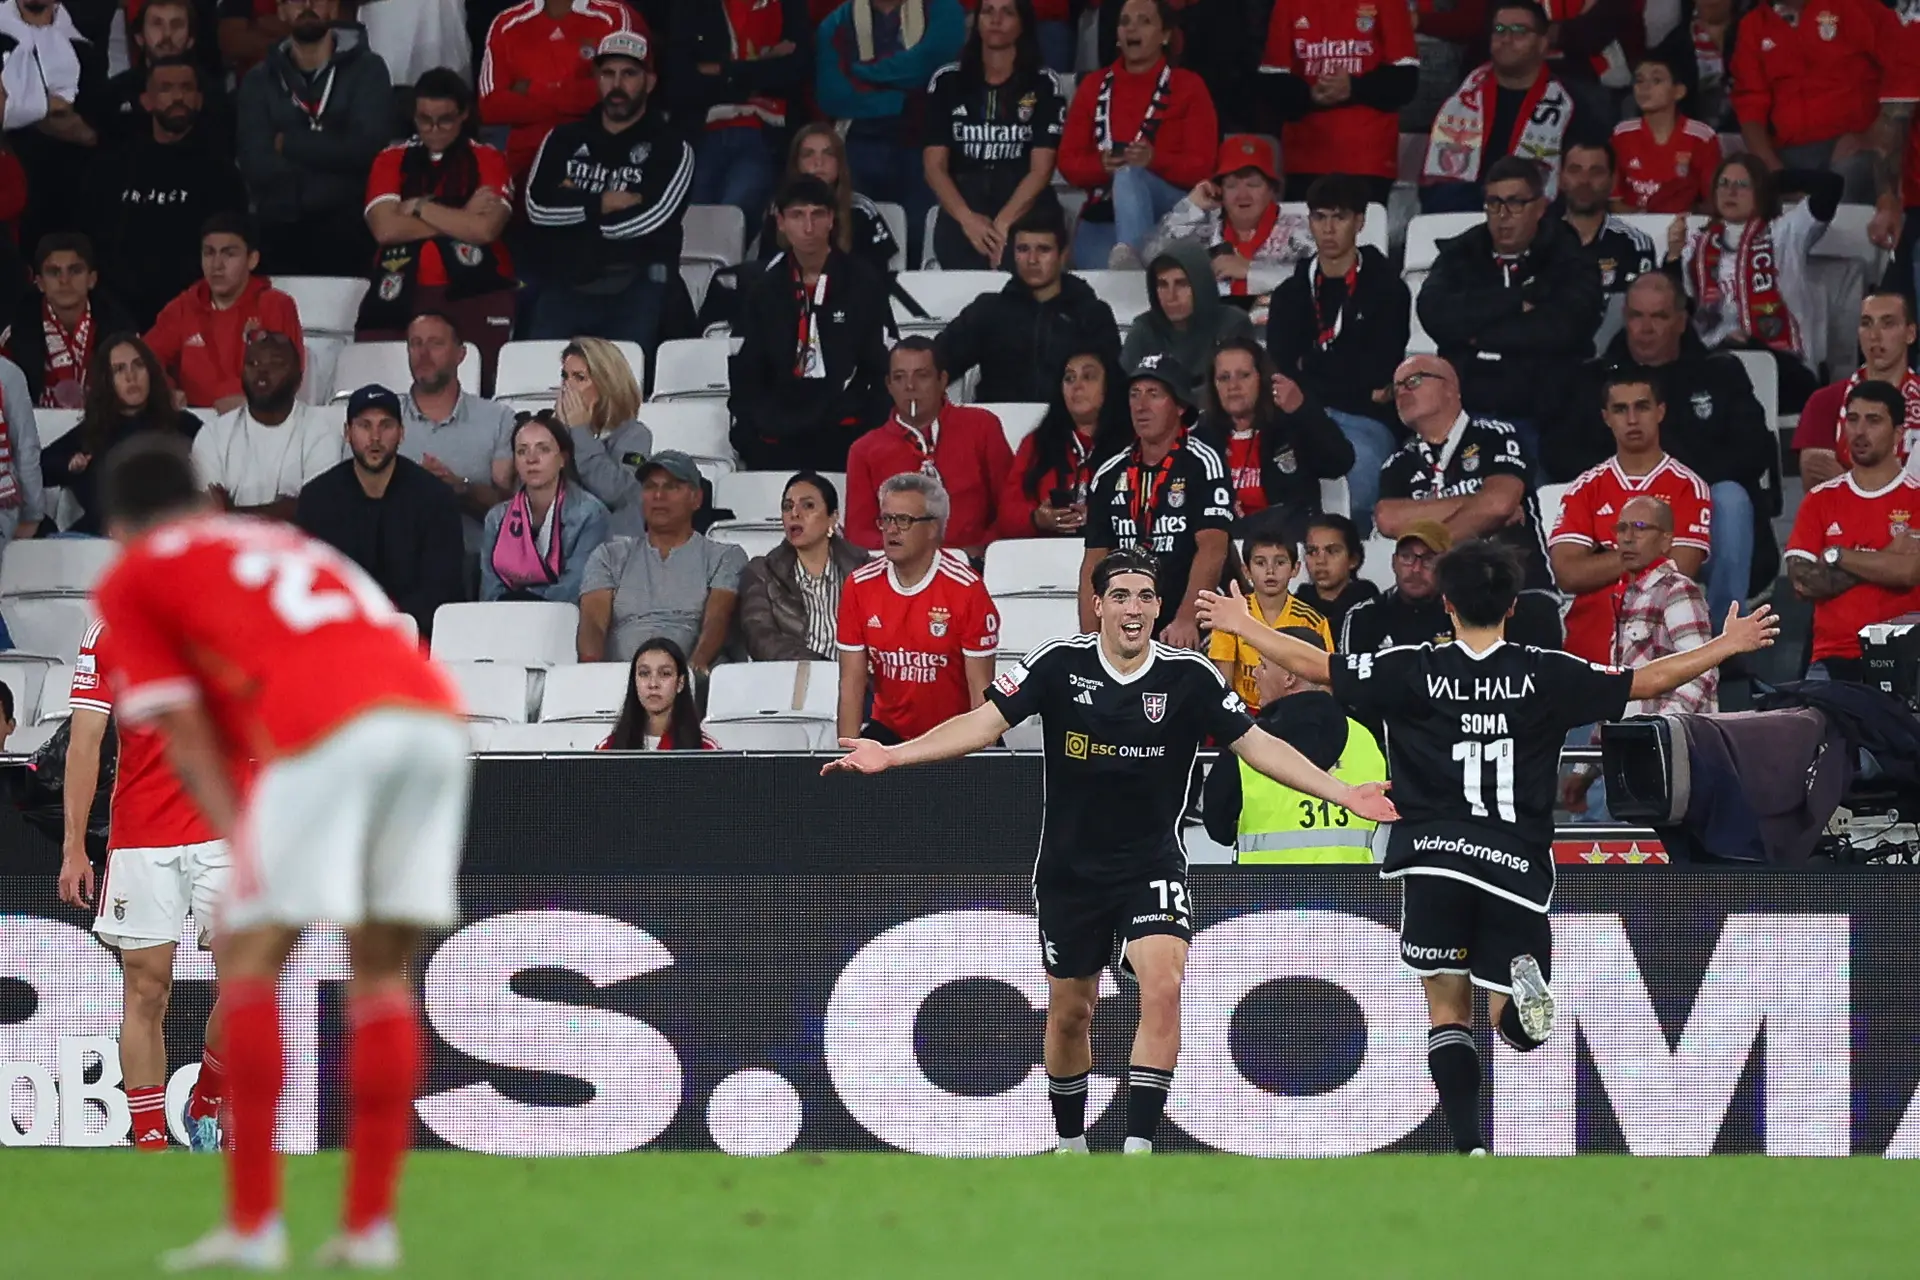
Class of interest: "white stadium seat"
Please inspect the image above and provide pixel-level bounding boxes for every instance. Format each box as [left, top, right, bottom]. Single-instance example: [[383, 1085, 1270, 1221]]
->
[[430, 601, 579, 666], [35, 408, 80, 446], [706, 660, 839, 729], [540, 662, 630, 722], [32, 661, 70, 722], [1278, 201, 1391, 257], [333, 341, 479, 398], [1402, 212, 1483, 274], [0, 539, 118, 599], [445, 662, 533, 723], [1535, 483, 1570, 543], [0, 654, 63, 724], [652, 337, 736, 400], [2, 598, 92, 661], [681, 204, 747, 268], [920, 205, 941, 269], [274, 275, 369, 336], [715, 471, 846, 526], [985, 538, 1084, 597], [971, 402, 1045, 451], [1320, 477, 1351, 519], [1728, 349, 1780, 430], [7, 720, 62, 756], [994, 595, 1079, 656], [705, 522, 787, 561], [300, 334, 344, 405], [705, 720, 823, 751], [1073, 270, 1150, 329], [892, 271, 1003, 332], [640, 401, 735, 467], [478, 722, 609, 753], [874, 201, 909, 273], [1359, 534, 1397, 591], [495, 339, 646, 401]]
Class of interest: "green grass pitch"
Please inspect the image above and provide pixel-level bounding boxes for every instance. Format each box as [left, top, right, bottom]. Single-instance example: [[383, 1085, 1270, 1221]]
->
[[3, 1151, 1915, 1278]]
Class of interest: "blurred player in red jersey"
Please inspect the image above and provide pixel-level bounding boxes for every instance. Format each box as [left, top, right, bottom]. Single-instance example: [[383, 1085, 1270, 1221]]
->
[[59, 620, 232, 1154], [92, 435, 469, 1273]]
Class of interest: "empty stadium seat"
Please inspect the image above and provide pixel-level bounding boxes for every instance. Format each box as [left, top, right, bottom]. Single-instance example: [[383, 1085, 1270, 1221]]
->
[[0, 654, 62, 724], [36, 662, 72, 722], [652, 337, 736, 400], [444, 662, 533, 723], [682, 204, 747, 269], [972, 402, 1046, 451], [430, 602, 579, 666], [35, 409, 80, 446], [1359, 534, 1397, 591], [704, 522, 787, 560], [994, 595, 1080, 655], [715, 471, 846, 526], [0, 539, 117, 599], [274, 276, 369, 336], [985, 538, 1084, 597], [7, 720, 62, 756], [2, 598, 92, 660], [333, 342, 480, 398], [640, 401, 735, 467], [874, 201, 909, 272], [705, 720, 823, 751], [1535, 482, 1569, 542], [300, 334, 344, 405], [892, 271, 1004, 333], [478, 722, 609, 753], [1074, 270, 1150, 329], [1320, 477, 1351, 519], [1728, 349, 1780, 429], [495, 339, 646, 401], [920, 206, 941, 268], [540, 662, 630, 722], [706, 660, 839, 728]]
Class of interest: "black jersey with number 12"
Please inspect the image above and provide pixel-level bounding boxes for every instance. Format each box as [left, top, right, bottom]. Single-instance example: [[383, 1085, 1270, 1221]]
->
[[987, 635, 1255, 886], [1328, 640, 1633, 911]]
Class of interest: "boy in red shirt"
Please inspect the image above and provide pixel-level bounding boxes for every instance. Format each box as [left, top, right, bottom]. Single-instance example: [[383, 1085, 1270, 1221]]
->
[[94, 435, 468, 1271], [1612, 55, 1721, 214], [144, 212, 304, 413]]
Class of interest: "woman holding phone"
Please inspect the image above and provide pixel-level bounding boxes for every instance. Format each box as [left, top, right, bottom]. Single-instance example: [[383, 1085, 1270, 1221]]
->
[[997, 349, 1130, 537]]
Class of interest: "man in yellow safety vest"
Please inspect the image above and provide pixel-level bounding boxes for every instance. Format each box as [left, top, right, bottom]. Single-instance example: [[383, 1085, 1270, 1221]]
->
[[1201, 627, 1387, 863]]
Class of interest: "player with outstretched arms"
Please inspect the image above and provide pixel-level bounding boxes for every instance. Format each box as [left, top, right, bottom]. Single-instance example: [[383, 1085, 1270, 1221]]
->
[[92, 435, 471, 1272], [825, 546, 1398, 1154], [58, 620, 232, 1154], [1199, 539, 1777, 1154]]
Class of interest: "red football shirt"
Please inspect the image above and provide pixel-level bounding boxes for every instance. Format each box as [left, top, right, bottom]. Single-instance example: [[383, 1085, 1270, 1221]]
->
[[843, 403, 1016, 553], [1785, 472, 1920, 661], [364, 140, 518, 286], [836, 555, 1000, 741], [94, 514, 463, 788], [478, 0, 641, 179], [1549, 455, 1713, 663], [1258, 0, 1418, 181], [1611, 116, 1721, 214], [1730, 0, 1908, 148], [70, 620, 217, 852], [1790, 370, 1920, 468]]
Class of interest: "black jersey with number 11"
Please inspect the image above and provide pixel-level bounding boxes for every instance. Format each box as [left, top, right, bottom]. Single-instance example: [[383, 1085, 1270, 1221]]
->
[[1328, 640, 1633, 911], [987, 635, 1256, 885]]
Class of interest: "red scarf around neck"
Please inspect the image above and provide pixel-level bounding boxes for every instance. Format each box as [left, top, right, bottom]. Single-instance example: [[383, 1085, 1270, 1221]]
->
[[40, 301, 92, 409], [1218, 203, 1280, 297], [1690, 219, 1798, 354]]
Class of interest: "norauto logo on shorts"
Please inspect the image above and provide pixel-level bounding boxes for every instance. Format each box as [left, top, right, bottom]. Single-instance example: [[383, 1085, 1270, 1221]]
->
[[1064, 732, 1164, 762], [1403, 943, 1469, 962], [1412, 834, 1529, 873]]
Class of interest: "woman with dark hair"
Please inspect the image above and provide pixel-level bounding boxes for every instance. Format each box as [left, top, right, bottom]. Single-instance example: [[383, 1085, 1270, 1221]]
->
[[478, 411, 610, 603], [600, 637, 718, 751], [1670, 154, 1842, 412], [997, 349, 1130, 537], [1196, 336, 1353, 521], [758, 123, 899, 276], [40, 333, 200, 535], [1057, 0, 1219, 269], [922, 0, 1067, 269], [738, 470, 868, 659]]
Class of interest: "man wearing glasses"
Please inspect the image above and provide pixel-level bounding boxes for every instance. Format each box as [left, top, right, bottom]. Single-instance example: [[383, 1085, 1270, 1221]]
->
[[1417, 155, 1603, 458], [1419, 1, 1577, 213], [836, 472, 1000, 745], [1338, 518, 1561, 653]]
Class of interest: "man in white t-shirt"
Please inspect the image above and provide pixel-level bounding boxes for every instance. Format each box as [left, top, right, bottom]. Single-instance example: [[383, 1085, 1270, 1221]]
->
[[189, 330, 344, 517]]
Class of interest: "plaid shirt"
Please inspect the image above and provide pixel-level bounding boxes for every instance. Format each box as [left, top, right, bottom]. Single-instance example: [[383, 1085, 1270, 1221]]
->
[[1613, 558, 1718, 715]]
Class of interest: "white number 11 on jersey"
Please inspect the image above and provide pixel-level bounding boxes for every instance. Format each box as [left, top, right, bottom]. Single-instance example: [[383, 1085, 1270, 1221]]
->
[[1451, 738, 1517, 823]]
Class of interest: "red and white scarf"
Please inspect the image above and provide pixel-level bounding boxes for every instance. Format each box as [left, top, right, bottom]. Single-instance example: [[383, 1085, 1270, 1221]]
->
[[1090, 60, 1173, 203], [1218, 203, 1279, 298], [1688, 218, 1800, 355], [0, 380, 20, 508], [38, 302, 92, 410], [1690, 19, 1725, 96], [1422, 63, 1574, 199]]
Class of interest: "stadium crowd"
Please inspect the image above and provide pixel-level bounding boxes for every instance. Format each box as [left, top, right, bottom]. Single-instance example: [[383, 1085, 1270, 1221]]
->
[[0, 0, 1916, 792]]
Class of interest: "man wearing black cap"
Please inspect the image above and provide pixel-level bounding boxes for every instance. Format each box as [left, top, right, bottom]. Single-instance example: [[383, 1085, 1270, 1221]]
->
[[524, 30, 694, 352], [295, 385, 467, 640], [1079, 352, 1233, 649]]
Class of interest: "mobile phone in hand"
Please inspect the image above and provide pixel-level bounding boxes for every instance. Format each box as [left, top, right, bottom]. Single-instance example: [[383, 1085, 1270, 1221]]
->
[[1049, 487, 1074, 508]]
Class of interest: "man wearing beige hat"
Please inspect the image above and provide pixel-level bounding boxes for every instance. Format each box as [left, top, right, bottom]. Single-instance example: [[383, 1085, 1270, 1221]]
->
[[1340, 518, 1562, 653]]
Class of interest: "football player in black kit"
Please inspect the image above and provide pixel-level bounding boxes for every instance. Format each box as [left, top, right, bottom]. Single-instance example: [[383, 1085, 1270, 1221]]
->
[[824, 546, 1398, 1154], [1199, 539, 1778, 1154]]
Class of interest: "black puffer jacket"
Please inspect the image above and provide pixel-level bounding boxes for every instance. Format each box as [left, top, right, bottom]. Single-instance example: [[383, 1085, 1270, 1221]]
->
[[934, 272, 1122, 404]]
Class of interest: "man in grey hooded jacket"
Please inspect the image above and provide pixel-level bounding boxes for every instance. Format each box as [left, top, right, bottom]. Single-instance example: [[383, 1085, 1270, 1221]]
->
[[235, 0, 393, 277], [1119, 240, 1254, 406]]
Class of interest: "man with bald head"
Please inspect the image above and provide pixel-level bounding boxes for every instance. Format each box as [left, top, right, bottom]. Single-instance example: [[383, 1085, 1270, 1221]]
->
[[1374, 354, 1557, 597], [1560, 493, 1717, 818], [1547, 270, 1778, 621]]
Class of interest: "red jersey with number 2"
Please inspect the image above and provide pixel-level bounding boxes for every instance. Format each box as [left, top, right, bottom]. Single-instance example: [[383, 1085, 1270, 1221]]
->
[[93, 514, 462, 787]]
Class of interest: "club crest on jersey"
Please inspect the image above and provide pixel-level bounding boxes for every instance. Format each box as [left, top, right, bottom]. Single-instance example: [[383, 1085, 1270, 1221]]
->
[[1598, 257, 1618, 287], [113, 897, 127, 921], [1018, 92, 1036, 122], [1815, 10, 1837, 38], [927, 606, 951, 637], [1355, 3, 1377, 29], [1274, 447, 1298, 475], [1892, 510, 1911, 538], [1461, 444, 1480, 473], [1691, 390, 1713, 417], [1673, 152, 1692, 178], [1167, 479, 1185, 509], [1142, 692, 1167, 723]]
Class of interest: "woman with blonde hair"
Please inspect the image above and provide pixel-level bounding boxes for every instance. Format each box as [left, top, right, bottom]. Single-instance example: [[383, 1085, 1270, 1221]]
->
[[552, 336, 654, 537], [757, 122, 899, 276]]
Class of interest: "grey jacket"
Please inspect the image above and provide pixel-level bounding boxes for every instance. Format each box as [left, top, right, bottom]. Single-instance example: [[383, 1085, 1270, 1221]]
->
[[737, 535, 867, 660], [478, 481, 611, 604], [1119, 239, 1255, 404], [0, 357, 45, 526], [570, 419, 655, 539], [235, 25, 393, 224]]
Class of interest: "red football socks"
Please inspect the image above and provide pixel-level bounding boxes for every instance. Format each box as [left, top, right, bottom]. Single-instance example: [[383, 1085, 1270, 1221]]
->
[[128, 1085, 168, 1151], [189, 1047, 225, 1122], [221, 977, 283, 1234], [344, 990, 422, 1233]]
